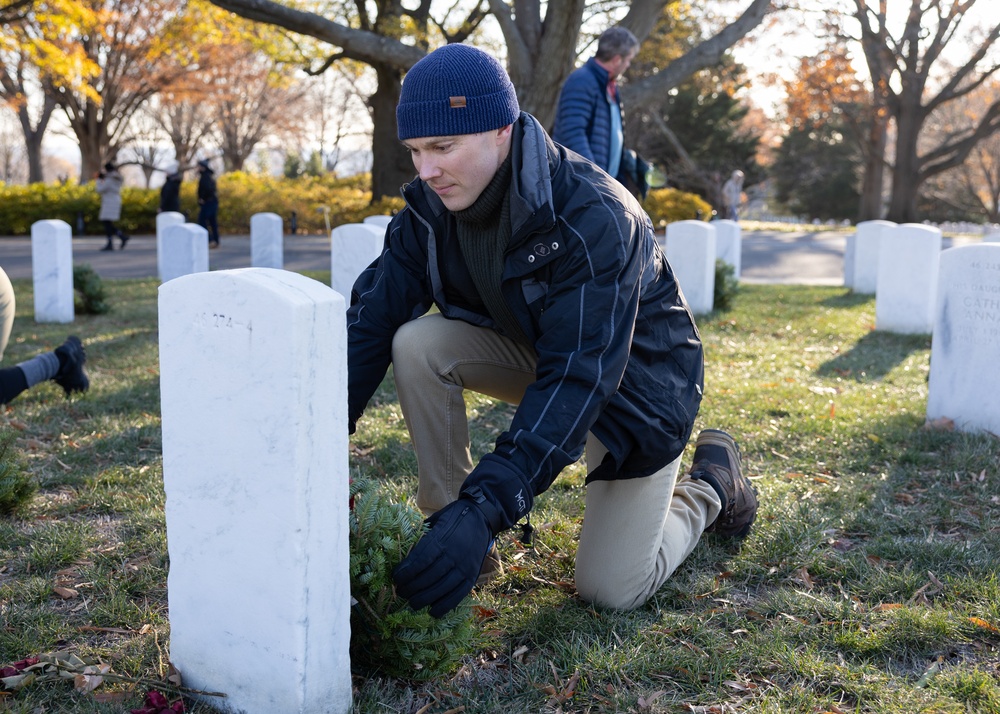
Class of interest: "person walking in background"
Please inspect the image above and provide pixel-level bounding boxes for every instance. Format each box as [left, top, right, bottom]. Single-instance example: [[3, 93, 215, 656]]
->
[[196, 159, 220, 249], [553, 26, 640, 187], [721, 170, 745, 220], [347, 44, 758, 619], [159, 161, 183, 216], [95, 162, 129, 251], [0, 266, 89, 405]]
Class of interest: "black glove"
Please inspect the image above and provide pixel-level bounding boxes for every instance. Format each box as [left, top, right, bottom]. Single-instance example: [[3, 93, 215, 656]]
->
[[392, 496, 493, 618], [393, 454, 534, 618]]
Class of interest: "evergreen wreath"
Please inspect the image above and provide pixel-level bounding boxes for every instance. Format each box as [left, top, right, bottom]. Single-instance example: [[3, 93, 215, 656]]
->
[[73, 264, 111, 315], [0, 429, 35, 515], [348, 477, 476, 680]]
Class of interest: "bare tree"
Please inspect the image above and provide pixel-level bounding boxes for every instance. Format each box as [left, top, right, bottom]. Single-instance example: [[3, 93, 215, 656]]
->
[[119, 110, 170, 187], [148, 92, 216, 174], [0, 105, 29, 183], [46, 0, 188, 180], [847, 0, 1000, 222], [0, 48, 56, 183]]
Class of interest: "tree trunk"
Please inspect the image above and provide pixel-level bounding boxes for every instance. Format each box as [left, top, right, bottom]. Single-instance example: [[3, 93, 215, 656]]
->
[[857, 114, 887, 221], [886, 104, 924, 223], [79, 134, 104, 183], [369, 62, 412, 201], [12, 95, 54, 183]]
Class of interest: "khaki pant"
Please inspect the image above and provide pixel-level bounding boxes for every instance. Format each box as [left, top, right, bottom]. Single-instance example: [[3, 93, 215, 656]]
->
[[391, 313, 721, 610], [0, 266, 15, 363]]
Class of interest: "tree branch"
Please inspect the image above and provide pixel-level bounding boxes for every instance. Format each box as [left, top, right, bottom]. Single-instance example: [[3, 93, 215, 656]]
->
[[622, 0, 773, 107], [208, 0, 425, 68]]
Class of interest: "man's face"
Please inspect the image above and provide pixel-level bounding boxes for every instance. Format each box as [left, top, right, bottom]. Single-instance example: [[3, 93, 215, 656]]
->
[[609, 49, 637, 80], [403, 126, 512, 211]]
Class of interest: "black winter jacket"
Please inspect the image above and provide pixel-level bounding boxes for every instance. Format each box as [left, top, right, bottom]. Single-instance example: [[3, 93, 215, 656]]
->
[[346, 113, 703, 534]]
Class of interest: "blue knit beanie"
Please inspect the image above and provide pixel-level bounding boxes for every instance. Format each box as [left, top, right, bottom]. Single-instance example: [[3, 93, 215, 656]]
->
[[397, 44, 520, 141]]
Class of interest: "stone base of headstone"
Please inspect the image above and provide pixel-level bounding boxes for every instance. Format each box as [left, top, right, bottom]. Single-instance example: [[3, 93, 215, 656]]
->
[[159, 268, 351, 713], [665, 220, 716, 315], [875, 224, 941, 334], [927, 244, 1000, 436], [161, 223, 209, 283], [330, 223, 385, 299], [31, 219, 74, 323], [156, 212, 186, 281], [251, 212, 283, 269]]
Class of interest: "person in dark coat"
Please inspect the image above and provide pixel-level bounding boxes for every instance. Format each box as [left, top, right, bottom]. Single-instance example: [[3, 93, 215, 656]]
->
[[196, 159, 219, 248], [346, 44, 759, 619], [553, 27, 639, 187], [159, 161, 183, 215]]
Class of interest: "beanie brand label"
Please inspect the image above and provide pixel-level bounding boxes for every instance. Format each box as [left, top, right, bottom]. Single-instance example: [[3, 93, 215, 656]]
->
[[449, 96, 468, 108]]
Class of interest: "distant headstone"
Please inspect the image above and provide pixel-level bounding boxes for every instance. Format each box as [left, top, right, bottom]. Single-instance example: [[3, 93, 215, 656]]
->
[[853, 220, 896, 294], [156, 212, 185, 281], [159, 268, 351, 714], [665, 220, 716, 315], [843, 232, 855, 288], [31, 219, 74, 323], [161, 223, 209, 283], [251, 212, 283, 269], [875, 223, 942, 334], [927, 244, 1000, 435], [714, 219, 741, 278], [362, 215, 393, 228], [330, 223, 384, 300]]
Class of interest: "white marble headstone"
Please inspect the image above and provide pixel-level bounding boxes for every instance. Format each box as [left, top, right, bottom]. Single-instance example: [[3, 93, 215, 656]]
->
[[665, 220, 716, 315], [362, 215, 393, 228], [156, 212, 186, 281], [875, 223, 942, 334], [161, 223, 209, 284], [927, 244, 1000, 435], [250, 212, 283, 269], [713, 219, 741, 278], [843, 232, 855, 288], [330, 223, 385, 300], [31, 219, 74, 323], [984, 230, 1000, 244], [159, 268, 351, 714], [853, 220, 896, 294]]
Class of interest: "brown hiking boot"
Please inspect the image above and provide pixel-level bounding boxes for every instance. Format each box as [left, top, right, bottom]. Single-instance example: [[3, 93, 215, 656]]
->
[[475, 541, 503, 588], [688, 429, 758, 538]]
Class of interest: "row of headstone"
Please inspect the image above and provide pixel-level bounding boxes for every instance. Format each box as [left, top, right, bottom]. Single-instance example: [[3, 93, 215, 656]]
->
[[159, 268, 352, 713]]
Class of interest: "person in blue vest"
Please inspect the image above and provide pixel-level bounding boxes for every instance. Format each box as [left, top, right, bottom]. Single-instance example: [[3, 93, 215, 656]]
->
[[347, 43, 758, 619], [553, 27, 640, 188]]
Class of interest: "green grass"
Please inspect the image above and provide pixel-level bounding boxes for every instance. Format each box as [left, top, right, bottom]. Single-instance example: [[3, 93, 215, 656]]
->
[[1, 278, 998, 713]]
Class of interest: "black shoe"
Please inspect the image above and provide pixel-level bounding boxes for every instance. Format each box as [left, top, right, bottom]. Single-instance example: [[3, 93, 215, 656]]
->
[[53, 336, 90, 397], [100, 242, 114, 251], [688, 429, 758, 538], [209, 240, 220, 250], [119, 234, 130, 249]]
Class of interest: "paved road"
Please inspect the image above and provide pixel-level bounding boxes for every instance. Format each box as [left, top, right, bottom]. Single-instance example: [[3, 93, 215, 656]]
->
[[0, 230, 983, 284]]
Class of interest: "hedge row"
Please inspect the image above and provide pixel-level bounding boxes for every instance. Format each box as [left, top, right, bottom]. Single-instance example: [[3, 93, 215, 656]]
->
[[0, 174, 708, 236]]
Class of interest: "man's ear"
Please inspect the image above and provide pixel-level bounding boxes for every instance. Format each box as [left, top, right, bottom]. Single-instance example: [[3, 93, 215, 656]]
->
[[496, 124, 513, 145]]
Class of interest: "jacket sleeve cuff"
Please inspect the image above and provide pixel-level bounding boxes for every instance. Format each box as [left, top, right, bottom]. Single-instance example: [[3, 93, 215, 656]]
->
[[459, 453, 534, 535]]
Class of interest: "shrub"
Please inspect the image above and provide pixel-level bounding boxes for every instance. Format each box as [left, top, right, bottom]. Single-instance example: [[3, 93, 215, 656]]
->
[[641, 187, 713, 227], [348, 477, 475, 680], [73, 264, 110, 315], [714, 258, 740, 311], [0, 174, 405, 236], [0, 430, 35, 515]]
